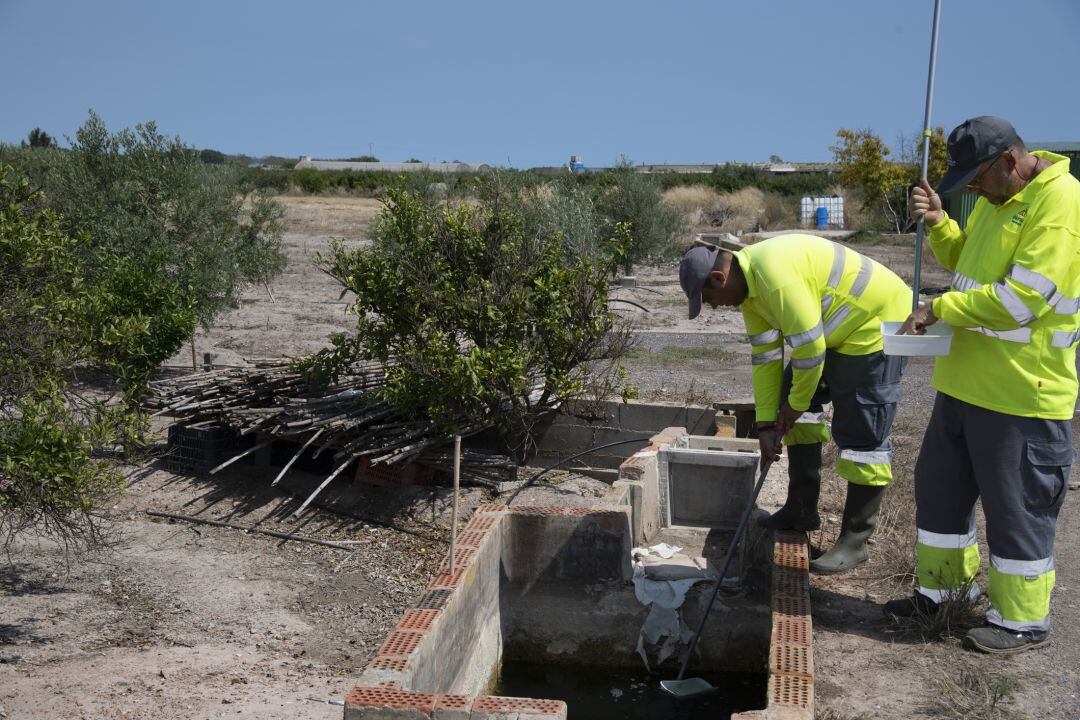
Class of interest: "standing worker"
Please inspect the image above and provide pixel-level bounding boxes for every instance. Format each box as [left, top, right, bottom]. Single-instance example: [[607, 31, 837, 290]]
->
[[886, 117, 1080, 654], [679, 234, 911, 573]]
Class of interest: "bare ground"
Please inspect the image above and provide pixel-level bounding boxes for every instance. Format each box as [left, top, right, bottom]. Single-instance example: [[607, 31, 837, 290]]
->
[[3, 196, 1078, 719]]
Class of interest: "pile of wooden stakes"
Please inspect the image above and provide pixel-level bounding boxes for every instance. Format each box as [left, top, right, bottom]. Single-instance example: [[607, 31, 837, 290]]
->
[[147, 362, 518, 514]]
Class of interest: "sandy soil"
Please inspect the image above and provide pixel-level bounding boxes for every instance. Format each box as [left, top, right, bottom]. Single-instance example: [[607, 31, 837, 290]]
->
[[4, 195, 1077, 720]]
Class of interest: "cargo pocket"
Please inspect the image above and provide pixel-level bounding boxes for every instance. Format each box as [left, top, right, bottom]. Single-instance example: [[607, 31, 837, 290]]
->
[[1023, 440, 1073, 512], [834, 382, 901, 448]]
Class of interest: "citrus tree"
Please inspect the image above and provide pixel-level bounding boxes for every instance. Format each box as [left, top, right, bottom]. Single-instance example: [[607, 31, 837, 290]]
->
[[301, 182, 635, 458]]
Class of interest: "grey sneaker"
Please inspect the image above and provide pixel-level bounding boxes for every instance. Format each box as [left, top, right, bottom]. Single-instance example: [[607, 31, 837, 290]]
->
[[964, 624, 1050, 655], [882, 592, 940, 618]]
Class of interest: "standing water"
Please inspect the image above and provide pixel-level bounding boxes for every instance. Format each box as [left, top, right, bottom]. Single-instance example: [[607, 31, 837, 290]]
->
[[495, 662, 766, 720]]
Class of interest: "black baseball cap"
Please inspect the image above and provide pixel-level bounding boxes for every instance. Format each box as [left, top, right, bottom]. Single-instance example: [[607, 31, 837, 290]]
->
[[936, 116, 1020, 196]]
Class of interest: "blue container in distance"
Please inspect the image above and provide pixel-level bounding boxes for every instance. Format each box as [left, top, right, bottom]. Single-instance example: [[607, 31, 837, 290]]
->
[[815, 206, 828, 229]]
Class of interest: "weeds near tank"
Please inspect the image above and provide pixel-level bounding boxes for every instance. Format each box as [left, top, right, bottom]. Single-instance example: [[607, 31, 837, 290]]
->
[[927, 665, 1020, 720]]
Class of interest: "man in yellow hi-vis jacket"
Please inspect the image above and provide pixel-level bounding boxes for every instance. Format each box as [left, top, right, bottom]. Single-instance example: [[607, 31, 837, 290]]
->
[[680, 233, 912, 573], [886, 117, 1080, 655]]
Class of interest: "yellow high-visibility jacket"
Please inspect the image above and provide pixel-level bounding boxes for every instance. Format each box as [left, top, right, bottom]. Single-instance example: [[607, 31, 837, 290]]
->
[[928, 151, 1080, 419], [738, 234, 912, 423]]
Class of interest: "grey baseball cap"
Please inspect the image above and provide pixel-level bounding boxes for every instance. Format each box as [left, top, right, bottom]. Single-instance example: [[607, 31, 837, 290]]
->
[[937, 116, 1020, 195], [679, 245, 720, 319]]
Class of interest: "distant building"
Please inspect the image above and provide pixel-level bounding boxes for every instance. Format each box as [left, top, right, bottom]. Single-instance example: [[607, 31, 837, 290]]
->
[[294, 157, 490, 173], [634, 162, 838, 175]]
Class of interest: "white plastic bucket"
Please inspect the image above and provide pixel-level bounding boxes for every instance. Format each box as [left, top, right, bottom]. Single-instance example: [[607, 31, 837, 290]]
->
[[881, 321, 953, 357]]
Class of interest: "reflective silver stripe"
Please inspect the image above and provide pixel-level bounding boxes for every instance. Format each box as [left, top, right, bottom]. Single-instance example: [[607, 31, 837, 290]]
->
[[917, 585, 981, 604], [967, 326, 1032, 343], [994, 282, 1036, 325], [795, 411, 825, 424], [751, 348, 783, 365], [823, 305, 851, 337], [986, 606, 1050, 632], [1052, 329, 1080, 348], [951, 271, 980, 292], [790, 352, 825, 370], [1055, 296, 1080, 315], [839, 449, 891, 465], [748, 329, 781, 346], [1008, 264, 1058, 301], [826, 243, 846, 288], [849, 255, 873, 298], [820, 293, 834, 315], [785, 322, 823, 348], [990, 555, 1054, 576], [918, 528, 977, 549]]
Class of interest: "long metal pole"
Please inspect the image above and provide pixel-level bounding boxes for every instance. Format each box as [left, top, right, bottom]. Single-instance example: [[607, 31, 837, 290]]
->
[[913, 0, 943, 311], [449, 434, 461, 574]]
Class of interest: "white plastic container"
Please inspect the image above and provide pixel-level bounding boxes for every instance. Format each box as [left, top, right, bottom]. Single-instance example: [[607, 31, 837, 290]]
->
[[881, 321, 953, 357]]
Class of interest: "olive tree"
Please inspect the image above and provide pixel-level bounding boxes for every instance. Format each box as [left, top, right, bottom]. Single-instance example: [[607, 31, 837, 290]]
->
[[36, 111, 287, 389]]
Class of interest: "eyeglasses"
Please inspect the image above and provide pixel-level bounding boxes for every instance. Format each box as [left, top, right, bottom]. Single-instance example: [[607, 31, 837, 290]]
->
[[966, 153, 1004, 190]]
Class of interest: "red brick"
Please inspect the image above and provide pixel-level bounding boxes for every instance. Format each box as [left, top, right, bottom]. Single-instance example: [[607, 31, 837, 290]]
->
[[427, 568, 467, 589], [440, 546, 477, 572], [397, 609, 441, 632], [345, 686, 437, 718], [376, 630, 425, 657]]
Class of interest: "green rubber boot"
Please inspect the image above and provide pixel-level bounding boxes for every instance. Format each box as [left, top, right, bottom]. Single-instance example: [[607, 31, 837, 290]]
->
[[757, 443, 822, 532], [811, 483, 885, 574]]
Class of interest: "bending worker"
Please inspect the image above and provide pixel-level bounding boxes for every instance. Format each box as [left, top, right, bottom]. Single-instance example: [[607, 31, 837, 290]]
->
[[680, 234, 911, 573], [886, 117, 1080, 654]]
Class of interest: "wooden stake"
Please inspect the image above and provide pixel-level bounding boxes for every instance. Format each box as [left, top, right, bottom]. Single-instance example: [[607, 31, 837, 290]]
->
[[271, 428, 325, 487], [293, 457, 354, 518], [450, 434, 461, 574], [191, 331, 197, 371], [208, 439, 272, 475]]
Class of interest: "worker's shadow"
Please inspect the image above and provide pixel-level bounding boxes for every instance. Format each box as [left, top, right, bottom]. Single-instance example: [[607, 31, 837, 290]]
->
[[807, 584, 957, 646]]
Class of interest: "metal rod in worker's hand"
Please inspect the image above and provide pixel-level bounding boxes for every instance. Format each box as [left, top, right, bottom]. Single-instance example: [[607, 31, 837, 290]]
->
[[913, 0, 943, 312], [449, 434, 461, 574]]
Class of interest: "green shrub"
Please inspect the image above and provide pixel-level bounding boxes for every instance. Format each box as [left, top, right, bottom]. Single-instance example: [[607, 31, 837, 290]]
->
[[0, 165, 132, 549], [22, 111, 286, 389], [300, 184, 634, 457], [591, 167, 686, 273]]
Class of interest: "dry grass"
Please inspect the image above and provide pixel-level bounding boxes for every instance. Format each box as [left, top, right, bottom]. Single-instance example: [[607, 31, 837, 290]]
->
[[925, 664, 1021, 720], [665, 185, 800, 235]]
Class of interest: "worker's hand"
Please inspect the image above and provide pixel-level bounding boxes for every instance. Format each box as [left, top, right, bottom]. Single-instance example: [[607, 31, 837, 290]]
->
[[757, 427, 783, 468], [777, 401, 802, 435], [898, 301, 938, 335], [910, 179, 944, 226]]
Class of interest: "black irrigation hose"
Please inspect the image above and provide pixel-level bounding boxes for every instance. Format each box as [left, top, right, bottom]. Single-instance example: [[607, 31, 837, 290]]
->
[[503, 437, 652, 506]]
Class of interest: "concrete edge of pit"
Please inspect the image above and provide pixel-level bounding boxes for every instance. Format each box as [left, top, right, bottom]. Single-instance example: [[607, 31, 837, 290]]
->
[[344, 502, 637, 719]]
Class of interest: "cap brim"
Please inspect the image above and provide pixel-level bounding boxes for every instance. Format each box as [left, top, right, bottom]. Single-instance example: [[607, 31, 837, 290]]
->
[[936, 164, 981, 196], [687, 290, 703, 320]]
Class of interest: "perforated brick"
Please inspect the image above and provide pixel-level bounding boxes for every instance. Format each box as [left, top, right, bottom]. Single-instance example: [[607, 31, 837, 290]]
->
[[773, 593, 810, 618], [376, 630, 424, 657], [773, 615, 811, 646], [774, 539, 810, 571], [770, 642, 813, 677], [471, 695, 566, 714], [440, 546, 477, 571], [769, 672, 813, 708], [416, 588, 452, 610], [506, 504, 565, 515], [454, 530, 487, 547], [355, 457, 435, 487], [345, 686, 436, 712], [465, 513, 499, 532], [474, 503, 507, 513], [427, 568, 467, 589], [367, 655, 409, 672], [397, 608, 440, 632], [434, 695, 470, 710], [434, 693, 471, 720], [773, 567, 809, 597]]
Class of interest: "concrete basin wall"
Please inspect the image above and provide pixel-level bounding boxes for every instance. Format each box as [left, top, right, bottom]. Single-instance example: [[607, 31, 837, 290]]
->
[[345, 429, 815, 719]]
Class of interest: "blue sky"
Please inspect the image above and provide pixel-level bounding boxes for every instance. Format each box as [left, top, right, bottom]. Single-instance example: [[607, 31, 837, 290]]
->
[[3, 0, 1078, 168]]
